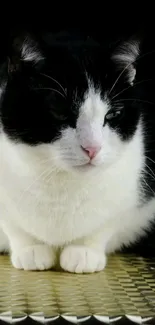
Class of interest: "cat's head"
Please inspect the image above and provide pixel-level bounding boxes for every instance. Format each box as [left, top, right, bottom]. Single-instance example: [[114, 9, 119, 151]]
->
[[0, 32, 142, 173]]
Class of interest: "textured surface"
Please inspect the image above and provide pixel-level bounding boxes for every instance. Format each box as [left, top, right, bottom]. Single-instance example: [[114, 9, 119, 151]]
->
[[0, 254, 155, 323]]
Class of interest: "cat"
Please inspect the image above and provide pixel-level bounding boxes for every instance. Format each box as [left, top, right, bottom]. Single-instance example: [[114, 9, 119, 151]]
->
[[0, 29, 155, 273]]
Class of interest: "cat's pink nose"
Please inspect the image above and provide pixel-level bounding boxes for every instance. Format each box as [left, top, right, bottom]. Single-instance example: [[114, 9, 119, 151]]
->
[[82, 146, 101, 159]]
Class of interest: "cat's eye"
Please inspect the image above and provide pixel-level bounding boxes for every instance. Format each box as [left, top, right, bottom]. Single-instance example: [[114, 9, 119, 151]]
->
[[105, 110, 122, 122], [50, 110, 67, 121]]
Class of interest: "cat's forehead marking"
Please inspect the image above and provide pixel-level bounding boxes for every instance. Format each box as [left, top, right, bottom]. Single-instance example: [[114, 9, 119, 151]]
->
[[80, 84, 109, 120]]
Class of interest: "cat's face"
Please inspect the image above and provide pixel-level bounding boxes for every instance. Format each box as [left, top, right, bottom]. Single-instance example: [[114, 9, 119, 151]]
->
[[0, 33, 141, 173]]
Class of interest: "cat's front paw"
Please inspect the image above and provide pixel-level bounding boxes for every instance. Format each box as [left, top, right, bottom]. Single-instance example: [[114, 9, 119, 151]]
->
[[60, 245, 106, 273], [11, 245, 57, 271]]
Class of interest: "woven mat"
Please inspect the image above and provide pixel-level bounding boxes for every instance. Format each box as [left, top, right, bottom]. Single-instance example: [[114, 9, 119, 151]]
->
[[0, 254, 155, 324]]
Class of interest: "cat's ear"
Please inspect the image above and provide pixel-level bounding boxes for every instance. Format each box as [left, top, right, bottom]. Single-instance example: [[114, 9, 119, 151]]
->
[[7, 33, 44, 75], [111, 38, 141, 85]]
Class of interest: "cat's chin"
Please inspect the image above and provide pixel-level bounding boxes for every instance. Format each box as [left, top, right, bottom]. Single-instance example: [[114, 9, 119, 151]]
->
[[71, 163, 100, 174]]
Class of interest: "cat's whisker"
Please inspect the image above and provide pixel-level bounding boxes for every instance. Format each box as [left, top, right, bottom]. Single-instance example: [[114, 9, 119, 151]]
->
[[17, 165, 58, 207], [36, 155, 62, 166], [44, 170, 60, 185], [141, 175, 155, 195], [41, 168, 61, 184], [144, 163, 155, 179], [111, 79, 153, 100], [23, 169, 57, 206], [144, 170, 155, 182], [114, 98, 155, 106], [143, 167, 155, 182], [108, 49, 155, 96], [40, 73, 67, 96], [145, 156, 155, 165], [34, 87, 66, 99], [108, 61, 132, 96]]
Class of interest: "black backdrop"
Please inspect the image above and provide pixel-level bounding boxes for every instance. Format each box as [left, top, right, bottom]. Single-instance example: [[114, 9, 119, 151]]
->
[[0, 3, 154, 58]]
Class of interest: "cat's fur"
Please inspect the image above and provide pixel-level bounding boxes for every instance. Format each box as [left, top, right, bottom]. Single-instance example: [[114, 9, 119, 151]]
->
[[0, 30, 155, 273]]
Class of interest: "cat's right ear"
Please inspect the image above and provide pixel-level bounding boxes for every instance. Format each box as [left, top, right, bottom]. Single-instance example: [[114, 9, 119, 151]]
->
[[7, 33, 44, 75], [111, 37, 141, 85]]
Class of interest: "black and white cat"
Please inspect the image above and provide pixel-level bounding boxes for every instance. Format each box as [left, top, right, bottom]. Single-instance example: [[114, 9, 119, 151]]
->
[[0, 30, 155, 273]]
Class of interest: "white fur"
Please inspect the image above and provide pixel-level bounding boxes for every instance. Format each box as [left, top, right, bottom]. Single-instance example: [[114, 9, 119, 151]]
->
[[0, 229, 9, 253], [111, 40, 140, 84], [112, 40, 140, 65], [60, 245, 106, 273], [11, 245, 57, 270], [21, 38, 44, 63], [0, 85, 154, 273]]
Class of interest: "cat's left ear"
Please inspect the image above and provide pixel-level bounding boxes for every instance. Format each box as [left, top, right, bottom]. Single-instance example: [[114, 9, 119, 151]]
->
[[7, 33, 44, 75], [111, 38, 141, 85]]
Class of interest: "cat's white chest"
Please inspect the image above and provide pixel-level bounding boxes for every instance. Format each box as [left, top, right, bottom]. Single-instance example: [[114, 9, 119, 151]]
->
[[1, 159, 139, 247], [1, 129, 152, 252]]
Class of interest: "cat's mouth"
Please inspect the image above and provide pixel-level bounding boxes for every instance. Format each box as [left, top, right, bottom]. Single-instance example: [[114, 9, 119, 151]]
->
[[73, 162, 96, 172]]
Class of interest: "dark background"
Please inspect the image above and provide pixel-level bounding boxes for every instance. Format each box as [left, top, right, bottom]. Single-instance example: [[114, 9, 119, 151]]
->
[[0, 3, 153, 57]]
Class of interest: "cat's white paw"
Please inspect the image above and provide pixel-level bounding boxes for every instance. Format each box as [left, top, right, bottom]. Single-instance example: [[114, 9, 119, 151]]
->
[[11, 245, 56, 270], [60, 245, 106, 273]]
